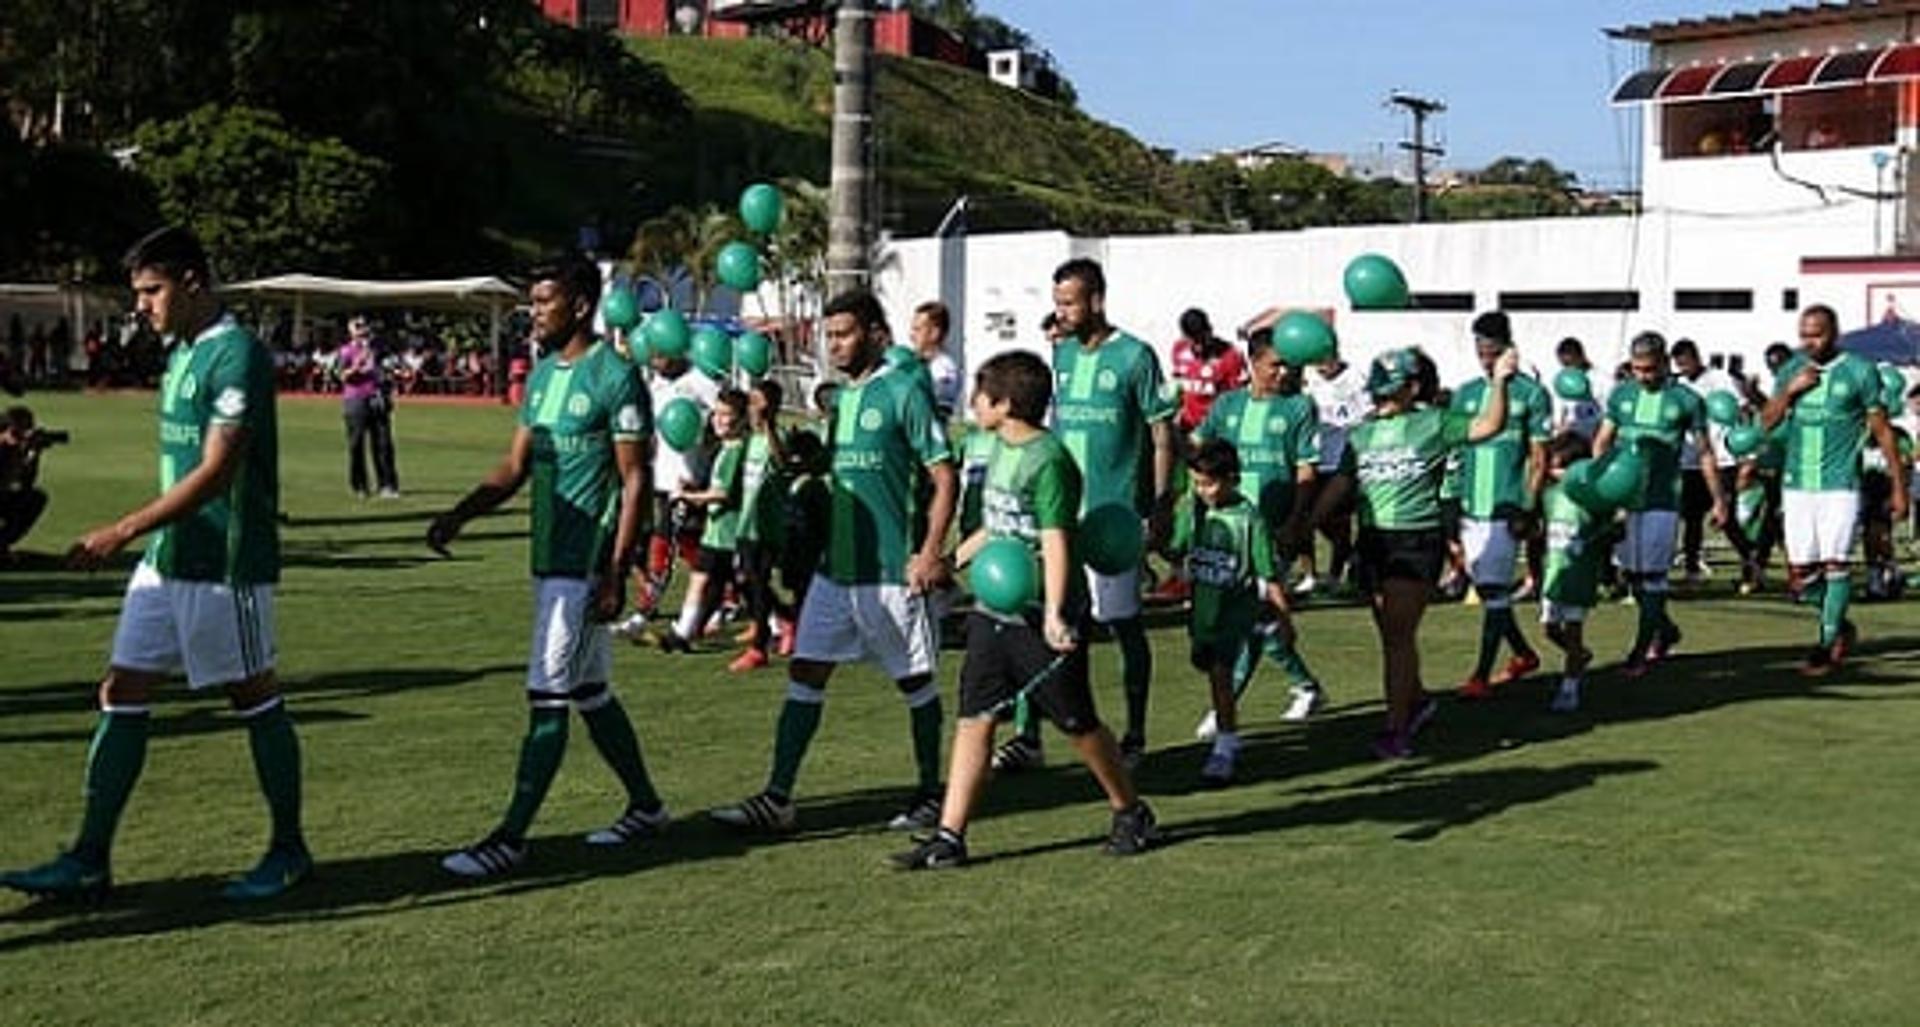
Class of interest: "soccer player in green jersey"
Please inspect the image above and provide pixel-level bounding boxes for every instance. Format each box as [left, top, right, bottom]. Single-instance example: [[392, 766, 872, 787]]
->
[[3, 226, 308, 902], [1329, 345, 1517, 759], [712, 290, 957, 834], [1760, 306, 1907, 675], [1018, 257, 1174, 771], [1451, 312, 1551, 700], [1189, 327, 1323, 732], [892, 352, 1154, 869], [427, 256, 668, 878], [1539, 432, 1612, 713], [1593, 332, 1725, 678]]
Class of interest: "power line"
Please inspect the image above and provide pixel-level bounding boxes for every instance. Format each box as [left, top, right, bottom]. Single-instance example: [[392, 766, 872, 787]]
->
[[1387, 91, 1445, 223]]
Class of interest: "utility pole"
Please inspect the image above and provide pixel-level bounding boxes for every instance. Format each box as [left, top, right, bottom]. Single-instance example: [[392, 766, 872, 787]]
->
[[827, 0, 876, 301], [1388, 92, 1445, 224]]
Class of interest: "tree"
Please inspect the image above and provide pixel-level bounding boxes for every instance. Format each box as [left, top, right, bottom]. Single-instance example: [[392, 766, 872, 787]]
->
[[131, 106, 394, 280], [1473, 156, 1578, 192]]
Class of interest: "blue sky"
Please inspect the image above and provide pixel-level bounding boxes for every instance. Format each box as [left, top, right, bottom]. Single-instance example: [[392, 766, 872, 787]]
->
[[982, 1, 1733, 189]]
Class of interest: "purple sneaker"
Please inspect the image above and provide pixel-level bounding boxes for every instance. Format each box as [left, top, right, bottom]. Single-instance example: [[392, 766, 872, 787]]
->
[[1371, 729, 1413, 761]]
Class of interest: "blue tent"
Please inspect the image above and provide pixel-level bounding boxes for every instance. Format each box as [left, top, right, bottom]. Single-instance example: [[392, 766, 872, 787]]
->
[[1839, 318, 1920, 366]]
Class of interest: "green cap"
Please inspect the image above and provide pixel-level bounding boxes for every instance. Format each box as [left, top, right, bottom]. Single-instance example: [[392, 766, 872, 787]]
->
[[1367, 348, 1421, 398]]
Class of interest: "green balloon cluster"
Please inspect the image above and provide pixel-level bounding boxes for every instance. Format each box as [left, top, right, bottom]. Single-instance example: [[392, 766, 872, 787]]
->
[[740, 182, 784, 235], [1562, 459, 1604, 512], [601, 286, 639, 331], [1342, 254, 1411, 310], [1592, 446, 1647, 508], [716, 241, 761, 292], [692, 326, 733, 380], [736, 331, 773, 377], [1274, 311, 1337, 367], [971, 538, 1038, 615], [658, 397, 704, 452], [1079, 504, 1143, 575], [1705, 390, 1741, 427], [1726, 423, 1764, 458], [644, 309, 690, 360], [1553, 367, 1591, 401]]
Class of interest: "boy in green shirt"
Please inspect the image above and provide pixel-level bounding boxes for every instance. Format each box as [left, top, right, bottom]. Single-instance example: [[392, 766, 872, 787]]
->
[[892, 351, 1155, 869], [1539, 432, 1613, 713], [730, 380, 788, 671], [662, 389, 748, 653]]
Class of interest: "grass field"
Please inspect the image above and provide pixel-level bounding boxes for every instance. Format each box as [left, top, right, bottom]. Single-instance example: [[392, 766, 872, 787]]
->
[[4, 392, 1920, 1026]]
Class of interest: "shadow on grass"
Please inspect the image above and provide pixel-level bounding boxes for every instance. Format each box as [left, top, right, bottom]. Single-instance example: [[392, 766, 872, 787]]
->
[[0, 663, 522, 725]]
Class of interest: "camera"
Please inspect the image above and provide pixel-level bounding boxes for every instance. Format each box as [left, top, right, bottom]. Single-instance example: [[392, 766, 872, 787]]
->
[[31, 429, 70, 448]]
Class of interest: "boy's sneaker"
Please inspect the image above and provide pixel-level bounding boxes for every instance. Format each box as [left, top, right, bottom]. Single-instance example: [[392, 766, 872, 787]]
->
[[1291, 573, 1318, 598], [1549, 679, 1582, 713], [657, 631, 693, 655], [1105, 802, 1159, 857], [1193, 709, 1219, 741], [727, 648, 769, 673], [1408, 694, 1440, 737], [585, 803, 671, 846], [1621, 649, 1652, 680], [1371, 729, 1413, 761], [1118, 734, 1147, 771], [1495, 651, 1542, 685], [1830, 621, 1859, 667], [890, 828, 969, 870], [1199, 750, 1236, 789], [441, 831, 526, 879], [0, 851, 111, 900], [710, 791, 797, 833], [1281, 682, 1325, 722], [610, 612, 649, 642], [1457, 675, 1494, 701], [1799, 644, 1834, 678], [222, 844, 313, 902], [990, 735, 1045, 773], [886, 791, 943, 832], [1649, 625, 1683, 664]]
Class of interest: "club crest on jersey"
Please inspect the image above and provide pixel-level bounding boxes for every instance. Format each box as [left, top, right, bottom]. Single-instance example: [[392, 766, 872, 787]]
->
[[179, 375, 199, 400], [1098, 369, 1119, 391], [1268, 417, 1288, 434], [569, 394, 591, 417], [615, 404, 642, 433], [213, 386, 245, 418], [860, 408, 883, 432]]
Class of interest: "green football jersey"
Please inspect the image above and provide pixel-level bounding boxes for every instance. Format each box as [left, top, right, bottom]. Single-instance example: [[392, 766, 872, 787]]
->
[[700, 437, 745, 551], [957, 425, 997, 538], [1542, 482, 1608, 608], [825, 364, 953, 586], [1053, 331, 1174, 517], [735, 432, 776, 544], [1451, 374, 1550, 519], [1346, 406, 1474, 531], [145, 314, 280, 585], [1174, 494, 1276, 646], [519, 341, 651, 578], [980, 431, 1083, 618], [1774, 351, 1885, 493], [1195, 389, 1319, 528], [1603, 379, 1707, 512]]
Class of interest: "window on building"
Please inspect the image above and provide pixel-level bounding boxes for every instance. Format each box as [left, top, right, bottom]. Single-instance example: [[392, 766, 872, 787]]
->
[[1675, 289, 1754, 311], [579, 0, 619, 30], [1498, 291, 1640, 312], [1780, 85, 1896, 152], [1661, 97, 1773, 160], [1782, 288, 1799, 310], [992, 57, 1013, 76]]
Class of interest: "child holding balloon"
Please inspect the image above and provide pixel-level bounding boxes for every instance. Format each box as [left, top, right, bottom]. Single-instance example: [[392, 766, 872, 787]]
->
[[729, 380, 789, 671], [891, 351, 1155, 870], [1539, 432, 1615, 713], [660, 389, 748, 654]]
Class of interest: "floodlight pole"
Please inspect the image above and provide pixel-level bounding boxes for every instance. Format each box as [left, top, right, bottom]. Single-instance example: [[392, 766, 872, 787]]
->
[[1390, 92, 1446, 224], [827, 0, 877, 304]]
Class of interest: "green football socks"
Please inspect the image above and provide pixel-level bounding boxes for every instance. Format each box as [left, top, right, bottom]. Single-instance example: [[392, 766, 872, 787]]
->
[[242, 699, 306, 853], [73, 709, 150, 867], [500, 706, 570, 842], [767, 683, 825, 799], [581, 695, 662, 813], [1114, 618, 1152, 740]]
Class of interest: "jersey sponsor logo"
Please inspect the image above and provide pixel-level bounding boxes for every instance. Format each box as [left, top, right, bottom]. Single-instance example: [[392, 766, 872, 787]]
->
[[214, 386, 246, 419], [161, 421, 202, 447], [859, 408, 883, 432], [1190, 540, 1244, 588], [1057, 403, 1121, 426], [1357, 446, 1424, 486], [568, 393, 591, 417], [614, 404, 643, 433]]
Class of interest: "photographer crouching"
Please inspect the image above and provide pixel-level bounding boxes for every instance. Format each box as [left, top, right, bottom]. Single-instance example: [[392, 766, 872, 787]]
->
[[0, 405, 63, 563]]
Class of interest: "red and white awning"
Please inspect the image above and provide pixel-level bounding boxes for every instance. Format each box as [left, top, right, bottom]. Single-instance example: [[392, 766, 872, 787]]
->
[[1611, 42, 1920, 103]]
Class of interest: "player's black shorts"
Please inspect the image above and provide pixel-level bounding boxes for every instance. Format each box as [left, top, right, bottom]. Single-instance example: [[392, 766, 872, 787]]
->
[[958, 612, 1098, 735], [1356, 527, 1446, 592], [1862, 472, 1894, 526], [694, 545, 735, 576]]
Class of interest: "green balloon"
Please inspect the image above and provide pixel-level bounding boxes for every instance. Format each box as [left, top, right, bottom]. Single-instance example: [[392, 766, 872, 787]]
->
[[1553, 367, 1591, 401], [658, 397, 704, 453], [645, 309, 690, 360], [601, 286, 639, 331], [1562, 459, 1606, 512], [739, 183, 785, 235], [1726, 423, 1763, 458], [1274, 311, 1337, 366], [1079, 503, 1143, 575], [970, 537, 1039, 615], [1342, 253, 1411, 310], [1592, 447, 1647, 508], [716, 241, 762, 292], [736, 331, 773, 377], [691, 326, 733, 379], [1706, 390, 1741, 427]]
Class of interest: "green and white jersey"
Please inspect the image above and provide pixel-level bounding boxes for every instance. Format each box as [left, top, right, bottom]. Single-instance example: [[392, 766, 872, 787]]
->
[[519, 340, 651, 578], [957, 425, 997, 539], [1173, 495, 1276, 646], [736, 432, 776, 544], [1603, 379, 1707, 512], [700, 437, 745, 551], [146, 314, 280, 585], [1346, 406, 1474, 532], [980, 431, 1083, 619], [1054, 331, 1175, 517], [1774, 351, 1884, 493], [825, 365, 953, 586], [1194, 388, 1319, 527], [1542, 482, 1608, 608], [1450, 374, 1550, 519]]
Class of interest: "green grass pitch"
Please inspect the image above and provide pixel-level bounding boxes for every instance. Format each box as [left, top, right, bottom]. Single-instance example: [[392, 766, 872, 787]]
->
[[4, 392, 1919, 1025]]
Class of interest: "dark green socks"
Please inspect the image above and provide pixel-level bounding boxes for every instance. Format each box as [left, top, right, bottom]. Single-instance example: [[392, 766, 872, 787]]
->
[[580, 694, 662, 813], [73, 709, 151, 866], [767, 682, 826, 799], [242, 699, 305, 853], [501, 705, 570, 842], [1114, 618, 1152, 741]]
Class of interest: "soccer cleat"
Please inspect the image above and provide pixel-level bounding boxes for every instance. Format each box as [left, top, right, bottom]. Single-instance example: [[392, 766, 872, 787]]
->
[[1104, 802, 1159, 857], [1457, 675, 1494, 701], [222, 844, 313, 902], [1799, 645, 1833, 678], [990, 735, 1045, 774], [376, 487, 402, 500], [890, 829, 968, 871], [1281, 683, 1325, 723], [657, 631, 693, 655], [709, 791, 797, 833], [1290, 573, 1318, 598], [1408, 695, 1440, 737], [585, 803, 671, 846], [1371, 729, 1413, 761], [886, 792, 943, 832], [1494, 651, 1542, 686], [727, 648, 770, 673], [1549, 679, 1582, 714], [610, 612, 649, 642], [1, 852, 111, 900], [1830, 621, 1858, 668], [1193, 709, 1219, 742], [1118, 734, 1147, 771], [1199, 750, 1236, 789], [441, 832, 527, 879]]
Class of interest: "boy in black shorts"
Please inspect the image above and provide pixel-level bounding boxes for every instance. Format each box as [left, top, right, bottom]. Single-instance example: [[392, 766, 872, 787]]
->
[[891, 351, 1156, 869]]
